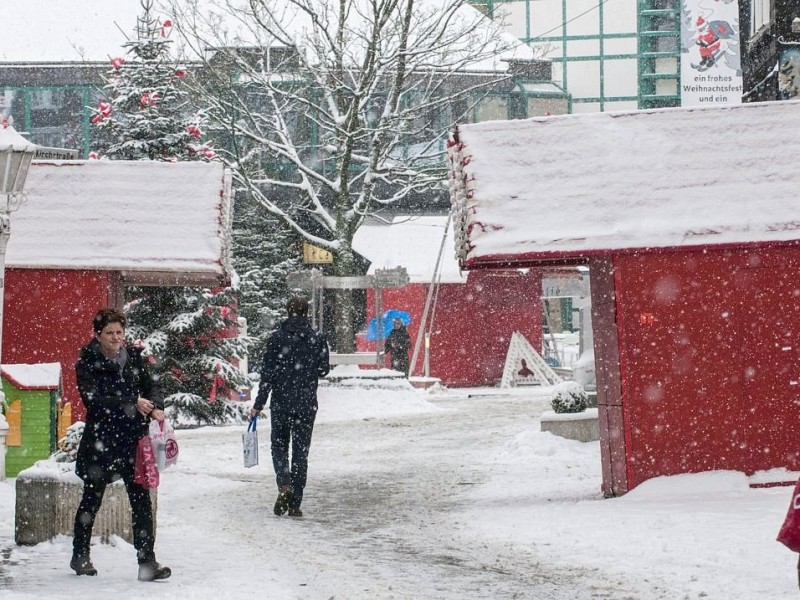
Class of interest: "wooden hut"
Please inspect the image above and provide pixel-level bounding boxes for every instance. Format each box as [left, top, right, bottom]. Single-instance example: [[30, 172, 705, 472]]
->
[[353, 216, 541, 386], [448, 100, 800, 495], [3, 160, 232, 425]]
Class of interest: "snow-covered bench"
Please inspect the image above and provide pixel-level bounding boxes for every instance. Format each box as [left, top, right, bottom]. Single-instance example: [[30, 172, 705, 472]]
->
[[328, 352, 384, 367]]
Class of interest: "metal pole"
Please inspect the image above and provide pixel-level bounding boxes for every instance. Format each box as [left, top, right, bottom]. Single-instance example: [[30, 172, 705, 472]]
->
[[409, 214, 451, 377], [423, 332, 430, 377], [0, 211, 10, 407], [374, 285, 383, 367]]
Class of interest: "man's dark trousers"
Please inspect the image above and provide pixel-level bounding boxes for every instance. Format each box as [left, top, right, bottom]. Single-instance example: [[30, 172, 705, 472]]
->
[[271, 407, 316, 510]]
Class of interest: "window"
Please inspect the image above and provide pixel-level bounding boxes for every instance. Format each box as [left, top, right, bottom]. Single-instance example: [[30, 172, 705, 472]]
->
[[750, 0, 770, 37]]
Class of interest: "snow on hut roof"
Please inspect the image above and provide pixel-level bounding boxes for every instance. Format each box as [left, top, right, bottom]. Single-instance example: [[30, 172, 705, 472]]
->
[[1, 363, 61, 390], [353, 216, 466, 284], [8, 160, 232, 285], [448, 100, 800, 268]]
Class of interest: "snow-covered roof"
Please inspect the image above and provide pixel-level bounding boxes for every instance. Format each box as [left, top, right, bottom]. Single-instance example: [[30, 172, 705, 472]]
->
[[353, 216, 466, 284], [1, 363, 61, 390], [8, 160, 232, 285], [449, 100, 800, 268]]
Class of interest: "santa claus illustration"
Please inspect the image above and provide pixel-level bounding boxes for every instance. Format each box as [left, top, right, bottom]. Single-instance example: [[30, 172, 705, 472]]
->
[[695, 16, 721, 68]]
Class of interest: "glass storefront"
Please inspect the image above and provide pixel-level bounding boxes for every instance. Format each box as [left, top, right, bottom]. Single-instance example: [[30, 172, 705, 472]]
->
[[1, 86, 99, 157]]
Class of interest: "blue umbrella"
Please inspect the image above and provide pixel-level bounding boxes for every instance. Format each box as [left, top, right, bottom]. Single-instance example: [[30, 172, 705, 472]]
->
[[366, 309, 411, 341]]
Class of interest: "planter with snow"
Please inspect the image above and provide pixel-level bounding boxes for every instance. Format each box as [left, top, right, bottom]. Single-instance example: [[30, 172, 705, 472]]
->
[[540, 408, 599, 442], [540, 381, 599, 442], [15, 460, 157, 546]]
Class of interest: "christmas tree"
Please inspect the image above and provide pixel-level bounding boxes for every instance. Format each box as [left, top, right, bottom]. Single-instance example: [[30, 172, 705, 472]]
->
[[233, 195, 304, 362], [91, 0, 214, 161], [91, 0, 250, 426]]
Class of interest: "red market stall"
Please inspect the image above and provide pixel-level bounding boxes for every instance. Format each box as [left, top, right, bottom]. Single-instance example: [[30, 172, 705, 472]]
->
[[449, 100, 800, 496], [353, 216, 542, 387], [3, 160, 233, 423]]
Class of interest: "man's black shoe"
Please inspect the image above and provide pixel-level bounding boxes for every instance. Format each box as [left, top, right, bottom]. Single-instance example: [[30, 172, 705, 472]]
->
[[70, 555, 97, 576], [274, 485, 293, 516], [138, 561, 172, 582]]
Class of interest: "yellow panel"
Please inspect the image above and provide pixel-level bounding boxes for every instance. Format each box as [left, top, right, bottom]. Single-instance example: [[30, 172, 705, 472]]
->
[[57, 402, 72, 441], [302, 242, 333, 264], [6, 399, 21, 446]]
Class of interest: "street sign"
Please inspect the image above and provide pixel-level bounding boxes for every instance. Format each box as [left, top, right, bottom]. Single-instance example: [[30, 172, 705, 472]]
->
[[34, 147, 79, 160], [302, 242, 333, 264], [373, 266, 409, 288], [287, 272, 319, 289], [541, 274, 589, 299], [287, 267, 409, 290], [322, 276, 373, 289]]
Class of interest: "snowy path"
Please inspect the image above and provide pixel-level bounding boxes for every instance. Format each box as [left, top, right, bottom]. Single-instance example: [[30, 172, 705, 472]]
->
[[0, 387, 639, 599], [164, 389, 640, 599], [12, 384, 784, 598]]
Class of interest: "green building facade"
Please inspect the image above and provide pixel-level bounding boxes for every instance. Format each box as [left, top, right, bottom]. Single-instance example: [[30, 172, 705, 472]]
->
[[470, 0, 682, 111]]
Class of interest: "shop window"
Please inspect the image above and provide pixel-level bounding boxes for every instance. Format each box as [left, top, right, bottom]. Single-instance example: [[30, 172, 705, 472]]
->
[[750, 0, 770, 37]]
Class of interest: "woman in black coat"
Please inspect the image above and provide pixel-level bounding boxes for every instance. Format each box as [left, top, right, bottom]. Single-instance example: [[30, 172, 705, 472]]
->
[[71, 308, 171, 582], [384, 318, 411, 376]]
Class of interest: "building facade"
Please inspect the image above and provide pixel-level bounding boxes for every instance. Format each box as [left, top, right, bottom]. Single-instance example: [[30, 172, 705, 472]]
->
[[470, 0, 796, 109]]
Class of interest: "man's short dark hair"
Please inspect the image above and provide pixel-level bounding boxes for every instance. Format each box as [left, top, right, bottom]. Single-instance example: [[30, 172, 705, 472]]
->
[[286, 297, 309, 317], [93, 307, 126, 334]]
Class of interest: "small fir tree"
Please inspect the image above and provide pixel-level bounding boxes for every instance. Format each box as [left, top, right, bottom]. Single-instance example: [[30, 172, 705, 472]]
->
[[51, 422, 85, 463], [125, 287, 252, 426], [550, 381, 589, 414], [90, 0, 214, 161], [233, 194, 304, 364]]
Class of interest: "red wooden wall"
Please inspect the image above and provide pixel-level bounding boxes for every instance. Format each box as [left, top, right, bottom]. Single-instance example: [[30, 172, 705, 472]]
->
[[365, 269, 542, 386], [588, 257, 628, 497], [4, 268, 113, 422], [610, 245, 800, 491]]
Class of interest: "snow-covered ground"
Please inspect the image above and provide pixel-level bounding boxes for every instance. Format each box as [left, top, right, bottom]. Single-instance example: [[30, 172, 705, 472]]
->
[[1, 380, 798, 599]]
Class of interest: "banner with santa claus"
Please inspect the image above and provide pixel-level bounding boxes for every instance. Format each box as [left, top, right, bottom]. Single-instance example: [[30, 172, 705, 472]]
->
[[680, 0, 743, 106]]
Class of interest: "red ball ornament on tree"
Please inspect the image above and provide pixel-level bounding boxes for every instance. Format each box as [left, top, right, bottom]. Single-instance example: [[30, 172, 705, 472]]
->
[[187, 125, 202, 139]]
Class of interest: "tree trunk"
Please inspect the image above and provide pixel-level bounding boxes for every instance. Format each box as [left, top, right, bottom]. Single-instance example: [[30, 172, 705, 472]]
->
[[333, 289, 355, 353], [332, 246, 357, 353]]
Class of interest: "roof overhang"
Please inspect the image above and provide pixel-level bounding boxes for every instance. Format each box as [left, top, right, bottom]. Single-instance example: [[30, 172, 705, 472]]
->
[[8, 160, 233, 287], [449, 100, 800, 270]]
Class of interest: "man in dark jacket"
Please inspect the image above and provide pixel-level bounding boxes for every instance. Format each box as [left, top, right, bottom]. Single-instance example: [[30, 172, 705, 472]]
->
[[251, 297, 330, 517]]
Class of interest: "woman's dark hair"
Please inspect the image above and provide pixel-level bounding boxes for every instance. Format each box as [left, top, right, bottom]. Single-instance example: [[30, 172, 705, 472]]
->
[[93, 307, 126, 334]]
